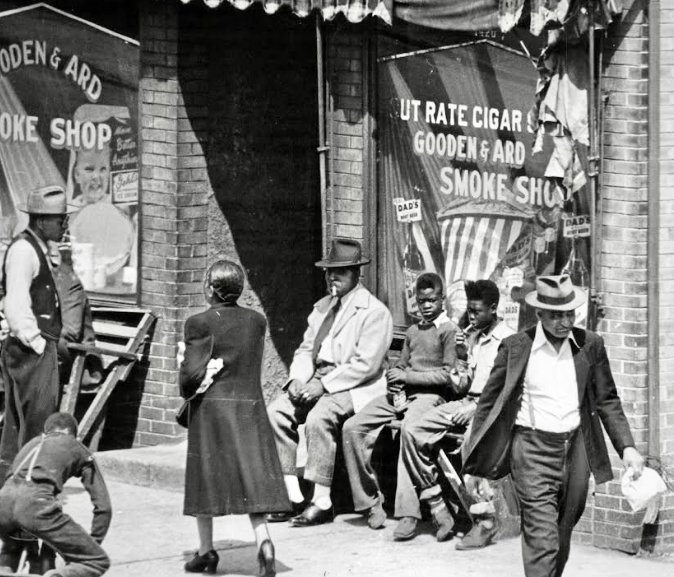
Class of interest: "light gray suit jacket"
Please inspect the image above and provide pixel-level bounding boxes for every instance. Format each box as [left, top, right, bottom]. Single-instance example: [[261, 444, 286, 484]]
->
[[287, 285, 393, 412]]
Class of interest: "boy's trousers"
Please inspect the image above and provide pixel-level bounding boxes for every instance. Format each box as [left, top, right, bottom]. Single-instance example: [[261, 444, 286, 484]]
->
[[0, 478, 109, 577]]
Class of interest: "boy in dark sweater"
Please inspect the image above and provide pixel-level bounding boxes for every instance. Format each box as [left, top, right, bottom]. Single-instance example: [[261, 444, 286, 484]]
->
[[0, 412, 111, 577], [342, 272, 463, 542]]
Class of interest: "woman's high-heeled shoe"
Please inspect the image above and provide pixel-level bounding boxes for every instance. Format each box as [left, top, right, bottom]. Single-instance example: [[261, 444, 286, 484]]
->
[[184, 549, 219, 573], [257, 539, 275, 577]]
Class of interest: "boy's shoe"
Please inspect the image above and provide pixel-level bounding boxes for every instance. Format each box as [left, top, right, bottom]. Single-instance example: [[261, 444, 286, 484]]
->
[[430, 500, 455, 542], [393, 517, 418, 541], [455, 521, 497, 550], [367, 500, 387, 530]]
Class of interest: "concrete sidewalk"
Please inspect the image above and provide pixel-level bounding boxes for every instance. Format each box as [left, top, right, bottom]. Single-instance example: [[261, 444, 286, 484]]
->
[[62, 479, 672, 577], [55, 444, 672, 577]]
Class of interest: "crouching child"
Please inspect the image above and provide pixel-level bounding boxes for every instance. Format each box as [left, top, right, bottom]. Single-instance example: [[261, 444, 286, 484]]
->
[[0, 412, 111, 577]]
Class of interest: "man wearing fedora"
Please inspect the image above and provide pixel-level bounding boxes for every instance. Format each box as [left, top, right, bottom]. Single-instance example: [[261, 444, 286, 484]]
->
[[461, 274, 644, 577], [0, 185, 72, 482], [267, 238, 393, 527]]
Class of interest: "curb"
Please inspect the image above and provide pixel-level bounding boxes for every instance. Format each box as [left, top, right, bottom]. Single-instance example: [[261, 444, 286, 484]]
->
[[96, 441, 186, 493]]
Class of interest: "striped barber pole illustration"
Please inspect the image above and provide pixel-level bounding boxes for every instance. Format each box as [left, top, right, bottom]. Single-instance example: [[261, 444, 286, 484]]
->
[[440, 215, 525, 284]]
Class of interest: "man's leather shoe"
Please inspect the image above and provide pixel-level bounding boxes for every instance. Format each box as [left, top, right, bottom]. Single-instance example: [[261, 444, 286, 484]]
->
[[367, 501, 386, 530], [266, 501, 305, 523], [290, 503, 334, 527], [393, 516, 418, 541], [455, 521, 497, 550]]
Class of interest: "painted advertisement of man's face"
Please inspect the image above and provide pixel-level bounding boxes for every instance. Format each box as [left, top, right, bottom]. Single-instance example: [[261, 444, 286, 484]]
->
[[73, 146, 111, 205]]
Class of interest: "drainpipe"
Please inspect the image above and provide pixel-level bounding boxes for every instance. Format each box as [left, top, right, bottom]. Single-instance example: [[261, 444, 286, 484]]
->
[[316, 14, 329, 252], [647, 0, 660, 463], [588, 5, 598, 332]]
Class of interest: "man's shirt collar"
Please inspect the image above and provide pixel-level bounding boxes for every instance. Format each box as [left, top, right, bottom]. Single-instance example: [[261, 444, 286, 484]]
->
[[332, 283, 360, 308], [465, 317, 507, 342], [419, 310, 450, 328], [532, 321, 579, 351], [479, 318, 510, 343]]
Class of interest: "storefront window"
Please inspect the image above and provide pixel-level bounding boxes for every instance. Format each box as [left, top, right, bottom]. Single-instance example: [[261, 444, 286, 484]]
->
[[376, 26, 592, 333], [0, 3, 139, 301]]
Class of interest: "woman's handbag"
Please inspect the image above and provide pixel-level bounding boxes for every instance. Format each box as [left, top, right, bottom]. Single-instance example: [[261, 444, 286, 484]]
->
[[176, 393, 197, 428]]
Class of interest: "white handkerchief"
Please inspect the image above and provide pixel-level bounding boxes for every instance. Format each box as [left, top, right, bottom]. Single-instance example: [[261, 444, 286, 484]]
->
[[621, 466, 667, 518]]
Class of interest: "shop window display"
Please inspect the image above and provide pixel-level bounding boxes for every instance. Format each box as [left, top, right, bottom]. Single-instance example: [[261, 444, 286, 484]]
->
[[375, 26, 592, 333], [0, 2, 139, 300]]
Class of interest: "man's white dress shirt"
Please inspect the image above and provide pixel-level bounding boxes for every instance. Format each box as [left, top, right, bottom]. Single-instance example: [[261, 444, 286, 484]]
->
[[515, 321, 580, 433], [2, 228, 55, 350]]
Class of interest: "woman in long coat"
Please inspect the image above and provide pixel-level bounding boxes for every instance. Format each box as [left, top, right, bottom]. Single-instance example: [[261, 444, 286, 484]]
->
[[179, 260, 290, 576]]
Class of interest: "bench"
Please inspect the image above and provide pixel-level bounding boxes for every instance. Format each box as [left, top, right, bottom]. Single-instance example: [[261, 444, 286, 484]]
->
[[60, 306, 155, 450]]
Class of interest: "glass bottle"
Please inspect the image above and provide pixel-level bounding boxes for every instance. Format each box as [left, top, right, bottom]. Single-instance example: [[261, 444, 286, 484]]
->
[[563, 240, 589, 288], [403, 222, 424, 319]]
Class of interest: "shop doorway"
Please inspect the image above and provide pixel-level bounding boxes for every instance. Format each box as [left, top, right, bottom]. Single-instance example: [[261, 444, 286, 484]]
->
[[181, 5, 322, 368]]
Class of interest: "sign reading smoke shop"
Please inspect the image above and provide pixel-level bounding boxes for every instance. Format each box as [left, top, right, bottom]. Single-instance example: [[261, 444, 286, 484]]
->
[[0, 4, 139, 296], [378, 40, 591, 330]]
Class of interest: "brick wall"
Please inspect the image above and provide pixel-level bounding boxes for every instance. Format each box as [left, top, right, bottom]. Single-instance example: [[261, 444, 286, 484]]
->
[[326, 23, 367, 245], [131, 0, 204, 446], [655, 0, 674, 554], [119, 0, 210, 446], [571, 0, 674, 555], [580, 0, 651, 553]]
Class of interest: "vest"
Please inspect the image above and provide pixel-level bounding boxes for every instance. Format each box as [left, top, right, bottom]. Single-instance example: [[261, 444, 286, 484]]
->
[[1, 230, 62, 341]]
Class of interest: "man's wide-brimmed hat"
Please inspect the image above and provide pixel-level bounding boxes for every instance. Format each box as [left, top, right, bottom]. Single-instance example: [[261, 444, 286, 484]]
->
[[19, 185, 76, 215], [315, 238, 371, 268], [525, 274, 586, 312]]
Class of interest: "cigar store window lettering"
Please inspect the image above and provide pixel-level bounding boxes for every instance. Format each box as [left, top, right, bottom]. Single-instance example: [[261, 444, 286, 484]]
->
[[0, 4, 139, 299], [377, 31, 592, 333]]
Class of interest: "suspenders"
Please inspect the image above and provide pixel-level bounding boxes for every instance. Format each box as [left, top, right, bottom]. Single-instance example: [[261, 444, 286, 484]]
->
[[11, 434, 45, 483]]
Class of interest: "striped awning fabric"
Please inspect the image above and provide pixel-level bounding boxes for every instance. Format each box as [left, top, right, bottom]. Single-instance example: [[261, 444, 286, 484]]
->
[[178, 0, 620, 34], [178, 0, 392, 24], [440, 214, 525, 285]]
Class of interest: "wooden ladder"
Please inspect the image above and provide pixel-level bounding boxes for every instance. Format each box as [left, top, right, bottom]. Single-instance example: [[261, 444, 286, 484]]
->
[[60, 307, 155, 449]]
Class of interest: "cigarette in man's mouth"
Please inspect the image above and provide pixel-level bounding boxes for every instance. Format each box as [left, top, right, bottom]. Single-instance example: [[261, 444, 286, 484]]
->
[[331, 286, 338, 297]]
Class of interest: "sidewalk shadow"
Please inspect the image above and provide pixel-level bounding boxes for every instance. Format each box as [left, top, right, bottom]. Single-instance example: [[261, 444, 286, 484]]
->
[[182, 540, 290, 575]]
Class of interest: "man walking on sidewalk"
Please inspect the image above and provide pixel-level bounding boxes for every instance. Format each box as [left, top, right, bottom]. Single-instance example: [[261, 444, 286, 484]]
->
[[462, 275, 644, 577]]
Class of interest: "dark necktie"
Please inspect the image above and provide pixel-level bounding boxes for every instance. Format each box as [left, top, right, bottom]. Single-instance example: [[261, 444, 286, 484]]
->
[[312, 298, 341, 363]]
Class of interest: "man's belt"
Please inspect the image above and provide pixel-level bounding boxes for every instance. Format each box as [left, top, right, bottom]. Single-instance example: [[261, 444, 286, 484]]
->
[[513, 424, 578, 442]]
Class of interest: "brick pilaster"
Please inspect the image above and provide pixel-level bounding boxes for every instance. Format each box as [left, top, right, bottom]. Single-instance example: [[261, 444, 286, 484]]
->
[[327, 24, 367, 243], [576, 0, 653, 554], [133, 0, 209, 445]]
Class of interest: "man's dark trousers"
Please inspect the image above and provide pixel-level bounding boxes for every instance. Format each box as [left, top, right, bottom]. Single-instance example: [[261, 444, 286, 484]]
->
[[0, 337, 60, 482], [0, 478, 109, 577], [510, 426, 590, 577]]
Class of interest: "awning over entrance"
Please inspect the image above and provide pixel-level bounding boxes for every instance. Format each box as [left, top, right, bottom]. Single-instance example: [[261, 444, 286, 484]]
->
[[179, 0, 621, 35], [391, 0, 622, 35], [178, 0, 393, 24]]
